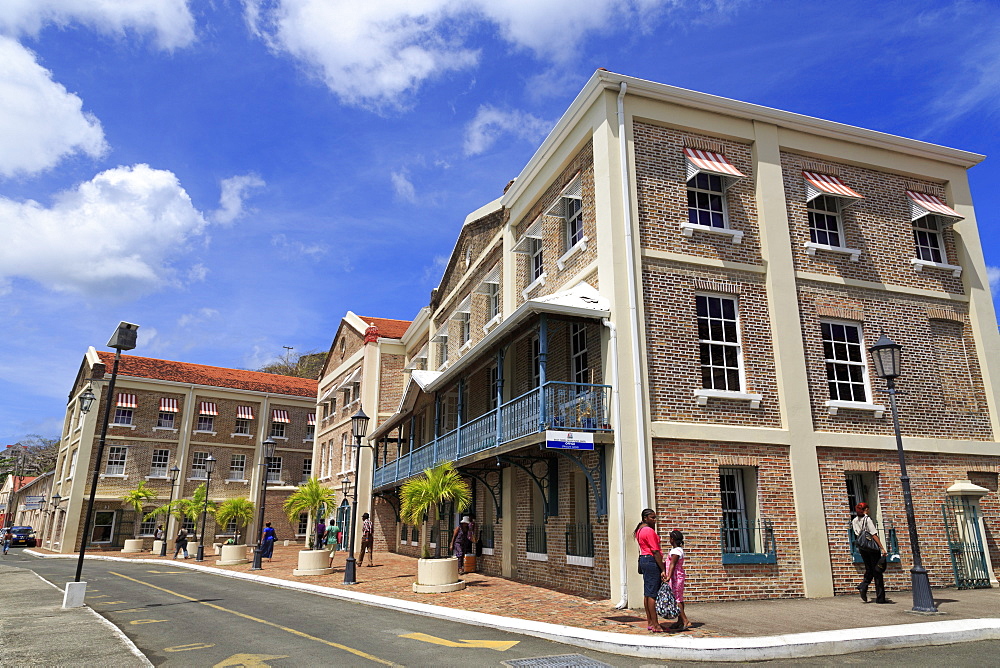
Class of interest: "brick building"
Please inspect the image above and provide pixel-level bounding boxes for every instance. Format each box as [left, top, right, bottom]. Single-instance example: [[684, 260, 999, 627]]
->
[[49, 348, 317, 553], [356, 70, 1000, 605]]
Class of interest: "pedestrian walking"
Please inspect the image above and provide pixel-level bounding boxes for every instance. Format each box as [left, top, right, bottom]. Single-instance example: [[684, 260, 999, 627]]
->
[[153, 524, 165, 541], [327, 520, 340, 568], [664, 529, 691, 630], [173, 526, 189, 559], [260, 522, 276, 561], [315, 518, 326, 550], [358, 513, 374, 566], [633, 508, 666, 633], [452, 516, 472, 574], [2, 527, 11, 555], [852, 502, 888, 604]]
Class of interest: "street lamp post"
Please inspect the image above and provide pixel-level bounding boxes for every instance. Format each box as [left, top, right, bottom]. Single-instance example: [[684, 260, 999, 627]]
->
[[159, 465, 181, 557], [868, 333, 938, 613], [74, 322, 139, 585], [343, 408, 370, 585], [250, 437, 277, 571], [195, 455, 217, 562]]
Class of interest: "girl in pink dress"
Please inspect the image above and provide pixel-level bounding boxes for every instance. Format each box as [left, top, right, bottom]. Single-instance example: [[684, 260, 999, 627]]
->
[[664, 529, 690, 630]]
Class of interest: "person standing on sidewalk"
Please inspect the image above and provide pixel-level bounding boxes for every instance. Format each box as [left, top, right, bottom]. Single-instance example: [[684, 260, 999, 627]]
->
[[358, 513, 374, 566], [852, 502, 888, 603], [315, 518, 326, 550], [2, 527, 11, 555], [173, 526, 189, 559], [452, 517, 471, 574], [634, 508, 666, 633], [664, 529, 691, 630], [327, 520, 340, 568], [260, 522, 276, 561]]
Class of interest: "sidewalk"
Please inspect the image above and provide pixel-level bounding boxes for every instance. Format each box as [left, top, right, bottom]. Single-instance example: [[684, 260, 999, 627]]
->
[[24, 544, 1000, 661]]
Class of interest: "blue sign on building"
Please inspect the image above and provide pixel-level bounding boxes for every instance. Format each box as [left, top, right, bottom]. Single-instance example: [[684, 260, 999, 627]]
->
[[545, 430, 595, 451]]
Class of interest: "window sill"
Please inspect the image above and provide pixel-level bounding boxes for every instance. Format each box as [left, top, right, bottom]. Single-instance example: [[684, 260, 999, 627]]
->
[[825, 400, 885, 419], [460, 340, 473, 353], [224, 478, 248, 484], [526, 551, 548, 562], [100, 473, 127, 479], [804, 242, 861, 262], [153, 427, 178, 433], [694, 389, 762, 409], [110, 423, 136, 429], [566, 555, 594, 567], [911, 258, 962, 277], [436, 360, 450, 371], [270, 436, 289, 441], [192, 430, 217, 436], [481, 547, 495, 556], [557, 237, 588, 271], [722, 552, 777, 565], [521, 272, 548, 300], [145, 475, 170, 481], [187, 477, 208, 482], [483, 313, 502, 334], [303, 438, 314, 443], [230, 433, 253, 438], [680, 222, 743, 245]]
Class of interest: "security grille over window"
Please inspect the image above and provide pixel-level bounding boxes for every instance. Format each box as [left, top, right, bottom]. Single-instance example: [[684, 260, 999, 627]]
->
[[526, 525, 548, 554], [697, 295, 742, 392], [821, 321, 868, 402], [719, 467, 750, 552]]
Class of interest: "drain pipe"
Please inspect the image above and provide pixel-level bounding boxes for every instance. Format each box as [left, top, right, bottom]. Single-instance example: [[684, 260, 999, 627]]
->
[[603, 318, 628, 609], [617, 81, 650, 509]]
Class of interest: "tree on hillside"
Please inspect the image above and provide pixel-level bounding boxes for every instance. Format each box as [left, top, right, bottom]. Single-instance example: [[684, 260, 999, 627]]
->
[[257, 349, 327, 379], [0, 435, 60, 486]]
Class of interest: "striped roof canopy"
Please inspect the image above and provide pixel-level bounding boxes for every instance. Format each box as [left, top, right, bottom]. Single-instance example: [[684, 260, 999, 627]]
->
[[272, 409, 290, 423], [906, 190, 962, 221], [116, 393, 136, 408], [159, 398, 178, 412], [684, 147, 746, 184], [199, 402, 218, 416], [802, 171, 863, 202], [237, 406, 254, 420]]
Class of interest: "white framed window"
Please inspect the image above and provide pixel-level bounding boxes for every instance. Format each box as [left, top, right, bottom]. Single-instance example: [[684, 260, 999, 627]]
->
[[196, 415, 214, 432], [234, 418, 251, 435], [297, 512, 308, 536], [697, 295, 742, 392], [529, 237, 544, 280], [564, 195, 583, 249], [156, 412, 174, 429], [150, 449, 170, 477], [306, 424, 315, 441], [301, 458, 312, 483], [687, 173, 727, 229], [571, 323, 588, 387], [459, 312, 471, 347], [487, 283, 500, 321], [105, 446, 127, 475], [341, 432, 350, 473], [69, 450, 78, 478], [808, 194, 843, 248], [191, 451, 208, 479], [139, 514, 156, 537], [437, 335, 449, 369], [113, 408, 134, 425], [913, 215, 944, 263], [270, 421, 285, 438], [821, 321, 869, 403], [266, 456, 282, 483], [229, 454, 246, 480]]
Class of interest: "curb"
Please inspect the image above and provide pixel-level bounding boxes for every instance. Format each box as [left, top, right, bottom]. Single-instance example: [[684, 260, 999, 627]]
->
[[26, 550, 1000, 661]]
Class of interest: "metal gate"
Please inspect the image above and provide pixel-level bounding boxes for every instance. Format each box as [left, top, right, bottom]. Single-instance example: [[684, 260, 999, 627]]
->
[[941, 497, 991, 589]]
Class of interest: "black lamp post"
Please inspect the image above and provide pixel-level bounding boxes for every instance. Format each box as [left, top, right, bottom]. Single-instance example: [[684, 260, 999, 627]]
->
[[868, 333, 937, 613], [250, 437, 277, 571], [75, 321, 139, 584], [159, 465, 181, 557], [195, 455, 217, 561], [343, 408, 370, 585]]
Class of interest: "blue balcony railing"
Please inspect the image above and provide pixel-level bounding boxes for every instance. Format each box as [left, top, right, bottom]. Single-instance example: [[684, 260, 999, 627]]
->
[[373, 381, 611, 489]]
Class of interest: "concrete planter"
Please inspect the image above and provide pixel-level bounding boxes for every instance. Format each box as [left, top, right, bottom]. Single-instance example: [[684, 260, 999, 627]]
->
[[292, 549, 333, 576], [122, 539, 145, 553], [217, 544, 250, 566], [151, 540, 165, 554], [413, 557, 466, 593]]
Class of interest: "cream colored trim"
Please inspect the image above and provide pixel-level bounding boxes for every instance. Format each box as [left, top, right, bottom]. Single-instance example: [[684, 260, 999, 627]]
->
[[795, 270, 970, 302], [641, 248, 767, 274]]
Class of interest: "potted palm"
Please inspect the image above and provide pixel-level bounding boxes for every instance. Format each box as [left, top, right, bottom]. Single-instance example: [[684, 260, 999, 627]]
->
[[121, 481, 157, 552], [215, 497, 255, 565], [145, 483, 215, 554], [401, 461, 471, 593], [283, 477, 336, 576]]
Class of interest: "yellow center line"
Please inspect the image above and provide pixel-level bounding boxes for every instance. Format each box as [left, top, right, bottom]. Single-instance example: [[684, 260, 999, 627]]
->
[[109, 571, 396, 666]]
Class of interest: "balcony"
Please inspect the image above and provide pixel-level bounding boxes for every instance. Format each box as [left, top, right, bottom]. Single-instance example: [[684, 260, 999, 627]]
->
[[374, 381, 611, 489]]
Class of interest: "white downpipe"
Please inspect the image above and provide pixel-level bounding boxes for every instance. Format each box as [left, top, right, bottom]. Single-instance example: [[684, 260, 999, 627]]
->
[[603, 318, 628, 609], [617, 82, 650, 509]]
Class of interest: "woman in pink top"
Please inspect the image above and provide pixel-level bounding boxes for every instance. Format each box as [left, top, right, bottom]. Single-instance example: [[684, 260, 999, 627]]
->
[[633, 508, 667, 632], [664, 529, 690, 630]]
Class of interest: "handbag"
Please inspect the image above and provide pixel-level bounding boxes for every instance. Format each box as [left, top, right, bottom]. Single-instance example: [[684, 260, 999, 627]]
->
[[655, 580, 679, 619], [876, 554, 888, 573], [856, 516, 880, 554]]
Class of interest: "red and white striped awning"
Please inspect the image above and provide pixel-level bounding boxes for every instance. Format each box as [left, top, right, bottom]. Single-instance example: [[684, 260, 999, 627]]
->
[[237, 406, 254, 420], [307, 413, 316, 426], [802, 171, 863, 203], [117, 393, 136, 408], [906, 190, 962, 222], [272, 409, 290, 423], [159, 398, 178, 413], [199, 402, 218, 416], [684, 147, 745, 186]]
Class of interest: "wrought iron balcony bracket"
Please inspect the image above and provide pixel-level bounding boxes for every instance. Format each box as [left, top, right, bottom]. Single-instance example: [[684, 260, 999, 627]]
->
[[460, 466, 503, 520], [498, 455, 557, 520]]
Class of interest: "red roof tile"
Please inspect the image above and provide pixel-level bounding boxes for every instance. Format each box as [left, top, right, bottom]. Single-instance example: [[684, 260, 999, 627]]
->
[[95, 352, 317, 398], [359, 317, 411, 339]]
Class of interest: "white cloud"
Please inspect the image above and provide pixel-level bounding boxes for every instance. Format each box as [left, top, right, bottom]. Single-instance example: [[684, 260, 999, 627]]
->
[[422, 254, 448, 283], [391, 169, 417, 202], [0, 0, 197, 50], [212, 173, 266, 224], [987, 266, 1000, 295], [271, 233, 327, 259], [0, 37, 106, 178], [178, 308, 220, 328], [464, 105, 552, 155], [0, 164, 210, 298]]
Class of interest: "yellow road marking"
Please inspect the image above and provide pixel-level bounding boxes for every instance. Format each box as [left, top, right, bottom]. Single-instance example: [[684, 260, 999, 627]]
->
[[130, 619, 169, 625], [111, 608, 146, 614], [100, 601, 127, 604], [213, 653, 289, 667], [109, 572, 396, 665], [399, 632, 519, 651], [89, 594, 109, 598], [165, 643, 216, 652], [146, 570, 190, 574]]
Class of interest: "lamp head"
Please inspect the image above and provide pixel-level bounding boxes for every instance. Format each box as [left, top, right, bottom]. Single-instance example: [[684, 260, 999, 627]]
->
[[107, 321, 140, 351], [351, 408, 370, 439], [262, 437, 277, 461], [205, 454, 217, 474], [78, 385, 96, 415], [51, 493, 62, 507], [868, 332, 902, 380], [341, 476, 352, 496], [169, 465, 181, 482]]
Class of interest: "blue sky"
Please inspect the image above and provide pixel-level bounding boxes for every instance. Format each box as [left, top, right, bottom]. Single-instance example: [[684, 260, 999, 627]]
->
[[2, 0, 999, 444]]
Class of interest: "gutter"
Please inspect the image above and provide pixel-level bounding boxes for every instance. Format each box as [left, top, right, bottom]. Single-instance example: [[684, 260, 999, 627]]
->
[[602, 318, 628, 609]]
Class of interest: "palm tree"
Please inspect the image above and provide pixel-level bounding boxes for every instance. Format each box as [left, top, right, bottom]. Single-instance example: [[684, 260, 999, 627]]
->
[[400, 462, 471, 558], [282, 477, 336, 549], [216, 497, 255, 545], [121, 481, 157, 539], [145, 483, 217, 538]]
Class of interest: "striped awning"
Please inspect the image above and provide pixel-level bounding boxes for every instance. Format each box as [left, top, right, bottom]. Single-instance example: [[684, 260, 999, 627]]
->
[[802, 171, 863, 203], [237, 406, 254, 420], [906, 190, 962, 222], [272, 409, 290, 423], [199, 402, 218, 416], [307, 413, 316, 426], [684, 147, 745, 188], [117, 393, 136, 408], [159, 398, 178, 413]]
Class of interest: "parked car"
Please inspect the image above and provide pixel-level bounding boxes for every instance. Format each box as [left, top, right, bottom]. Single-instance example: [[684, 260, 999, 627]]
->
[[9, 526, 36, 547]]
